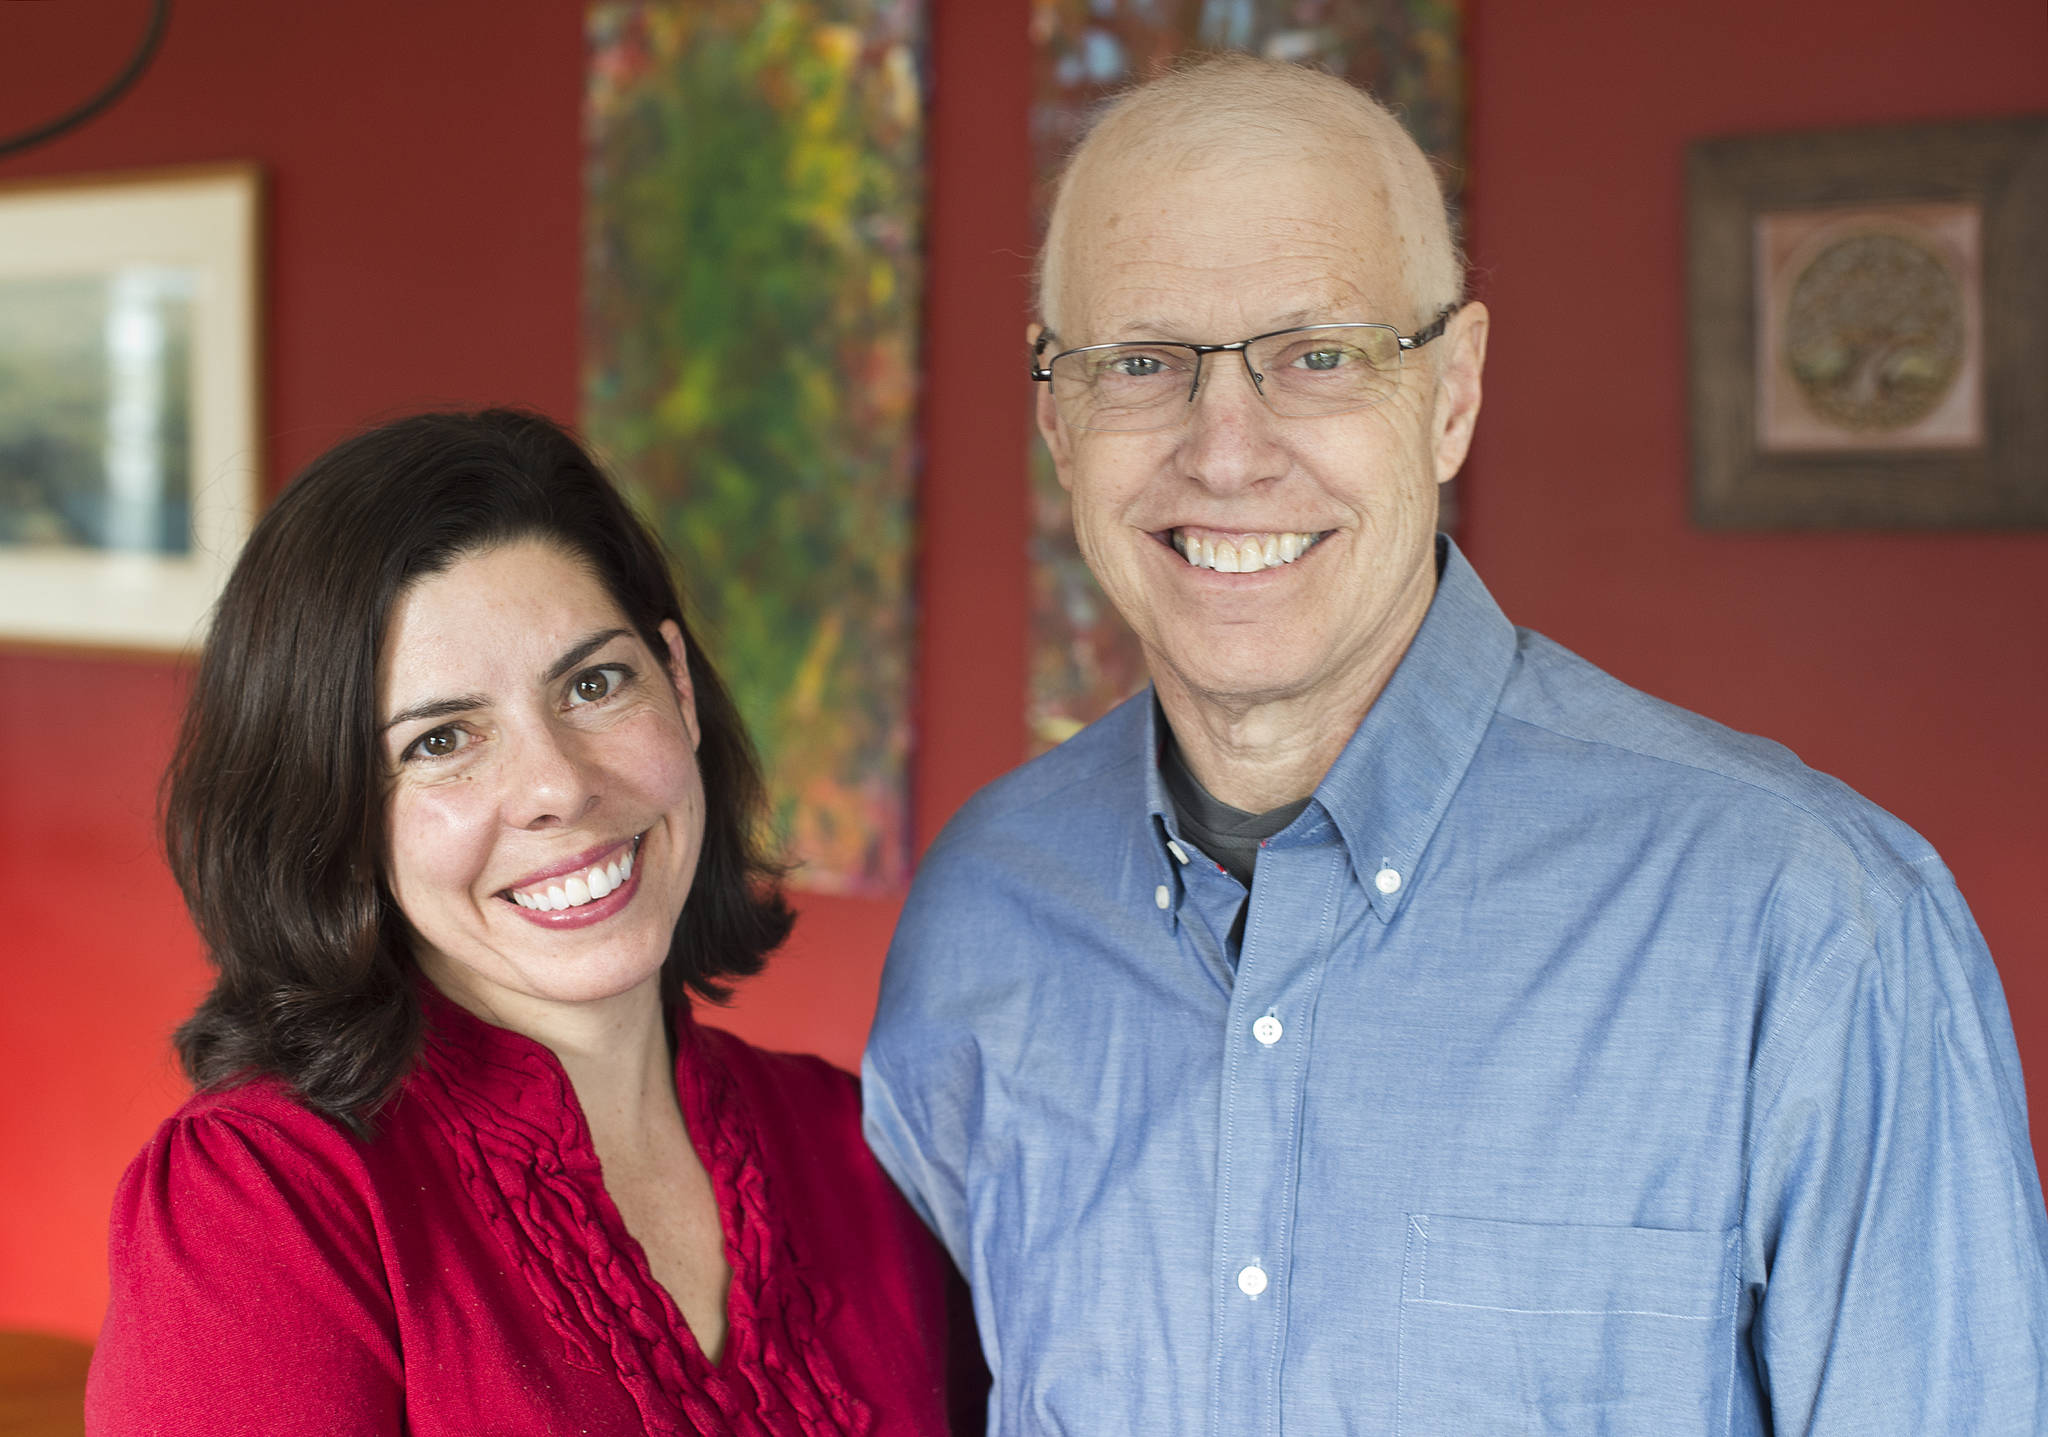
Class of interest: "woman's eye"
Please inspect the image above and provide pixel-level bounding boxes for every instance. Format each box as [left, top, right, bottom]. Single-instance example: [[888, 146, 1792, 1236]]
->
[[568, 665, 628, 706], [404, 726, 467, 762]]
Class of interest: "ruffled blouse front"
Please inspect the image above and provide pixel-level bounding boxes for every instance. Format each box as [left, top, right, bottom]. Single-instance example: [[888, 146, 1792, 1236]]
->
[[88, 990, 955, 1436]]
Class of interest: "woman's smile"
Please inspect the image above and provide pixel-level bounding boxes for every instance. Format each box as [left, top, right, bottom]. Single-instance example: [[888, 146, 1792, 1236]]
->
[[502, 832, 643, 926]]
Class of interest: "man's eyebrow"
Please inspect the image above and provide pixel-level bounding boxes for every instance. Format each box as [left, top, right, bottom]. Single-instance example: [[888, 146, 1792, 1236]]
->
[[1108, 308, 1345, 341], [380, 628, 634, 734]]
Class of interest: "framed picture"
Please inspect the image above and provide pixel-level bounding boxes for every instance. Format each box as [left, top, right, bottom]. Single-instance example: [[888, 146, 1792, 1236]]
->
[[1688, 118, 2047, 528], [0, 164, 260, 651]]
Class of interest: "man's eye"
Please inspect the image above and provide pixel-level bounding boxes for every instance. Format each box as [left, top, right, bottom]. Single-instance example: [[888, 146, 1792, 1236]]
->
[[1108, 353, 1165, 378], [1294, 346, 1354, 371], [568, 665, 628, 705]]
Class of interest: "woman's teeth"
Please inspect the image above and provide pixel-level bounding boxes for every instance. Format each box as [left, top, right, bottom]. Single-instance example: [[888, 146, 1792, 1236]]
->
[[1171, 529, 1321, 572], [509, 842, 636, 912]]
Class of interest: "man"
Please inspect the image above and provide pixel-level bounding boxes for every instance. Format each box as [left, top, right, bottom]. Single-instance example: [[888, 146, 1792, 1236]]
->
[[865, 54, 2048, 1435]]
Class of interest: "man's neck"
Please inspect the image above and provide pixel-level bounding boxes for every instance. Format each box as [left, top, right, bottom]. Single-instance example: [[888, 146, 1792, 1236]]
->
[[1154, 665, 1389, 814], [1151, 539, 1444, 812]]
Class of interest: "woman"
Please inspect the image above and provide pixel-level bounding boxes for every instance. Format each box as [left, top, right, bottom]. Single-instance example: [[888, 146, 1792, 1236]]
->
[[87, 411, 964, 1435]]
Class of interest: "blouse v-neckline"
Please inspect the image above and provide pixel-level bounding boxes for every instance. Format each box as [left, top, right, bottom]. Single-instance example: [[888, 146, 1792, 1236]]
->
[[407, 983, 872, 1435]]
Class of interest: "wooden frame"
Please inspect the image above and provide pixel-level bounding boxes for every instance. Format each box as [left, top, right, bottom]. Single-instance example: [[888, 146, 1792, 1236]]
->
[[1688, 118, 2047, 528], [0, 164, 260, 652]]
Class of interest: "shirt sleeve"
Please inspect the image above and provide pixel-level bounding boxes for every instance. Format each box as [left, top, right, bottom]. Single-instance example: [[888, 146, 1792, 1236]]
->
[[861, 857, 977, 1274], [861, 1023, 969, 1270], [86, 1098, 405, 1437], [1744, 866, 2048, 1435]]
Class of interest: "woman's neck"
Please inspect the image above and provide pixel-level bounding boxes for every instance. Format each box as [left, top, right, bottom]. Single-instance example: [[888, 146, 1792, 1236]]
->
[[421, 966, 679, 1143]]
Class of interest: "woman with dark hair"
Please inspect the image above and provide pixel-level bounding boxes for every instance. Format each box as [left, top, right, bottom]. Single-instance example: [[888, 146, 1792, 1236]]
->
[[86, 411, 962, 1435]]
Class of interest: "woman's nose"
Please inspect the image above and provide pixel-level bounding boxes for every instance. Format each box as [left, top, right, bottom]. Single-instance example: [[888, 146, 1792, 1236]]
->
[[504, 724, 600, 829]]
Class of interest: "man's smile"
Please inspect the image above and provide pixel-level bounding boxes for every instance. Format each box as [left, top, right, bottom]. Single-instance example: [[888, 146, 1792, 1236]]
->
[[1165, 526, 1328, 573]]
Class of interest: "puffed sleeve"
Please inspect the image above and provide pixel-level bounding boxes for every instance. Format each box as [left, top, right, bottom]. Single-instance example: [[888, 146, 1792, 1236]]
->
[[86, 1093, 404, 1436], [1744, 869, 2048, 1434]]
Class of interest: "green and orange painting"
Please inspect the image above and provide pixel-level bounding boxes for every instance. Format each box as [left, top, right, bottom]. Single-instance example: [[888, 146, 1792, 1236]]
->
[[584, 0, 923, 893]]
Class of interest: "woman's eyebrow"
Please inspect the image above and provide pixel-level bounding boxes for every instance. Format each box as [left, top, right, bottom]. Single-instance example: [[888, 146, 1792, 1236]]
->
[[544, 627, 633, 683], [380, 629, 634, 735], [382, 693, 485, 734]]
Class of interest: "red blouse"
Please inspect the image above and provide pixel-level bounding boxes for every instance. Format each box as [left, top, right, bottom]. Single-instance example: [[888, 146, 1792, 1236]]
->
[[87, 989, 958, 1435]]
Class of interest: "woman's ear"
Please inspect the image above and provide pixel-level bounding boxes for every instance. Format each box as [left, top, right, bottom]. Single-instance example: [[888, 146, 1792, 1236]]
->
[[659, 619, 700, 751]]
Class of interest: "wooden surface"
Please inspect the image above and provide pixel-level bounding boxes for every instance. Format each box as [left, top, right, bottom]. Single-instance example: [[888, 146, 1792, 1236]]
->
[[0, 1332, 89, 1437]]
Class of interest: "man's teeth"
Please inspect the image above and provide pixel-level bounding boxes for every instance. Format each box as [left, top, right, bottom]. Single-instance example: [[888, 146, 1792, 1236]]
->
[[511, 845, 636, 912], [1171, 530, 1320, 572]]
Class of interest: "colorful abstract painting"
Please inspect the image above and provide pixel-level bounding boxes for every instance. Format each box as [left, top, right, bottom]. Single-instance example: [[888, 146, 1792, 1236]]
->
[[1026, 0, 1466, 751], [585, 0, 923, 892]]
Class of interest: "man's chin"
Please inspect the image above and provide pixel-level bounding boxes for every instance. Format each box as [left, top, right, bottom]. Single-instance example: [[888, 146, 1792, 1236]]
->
[[1148, 641, 1321, 713]]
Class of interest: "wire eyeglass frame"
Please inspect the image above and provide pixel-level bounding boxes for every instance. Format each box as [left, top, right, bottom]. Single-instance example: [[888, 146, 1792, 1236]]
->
[[1030, 304, 1462, 433]]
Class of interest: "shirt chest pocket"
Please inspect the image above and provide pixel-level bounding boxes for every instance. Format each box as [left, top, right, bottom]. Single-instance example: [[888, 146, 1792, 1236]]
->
[[1395, 1214, 1738, 1437]]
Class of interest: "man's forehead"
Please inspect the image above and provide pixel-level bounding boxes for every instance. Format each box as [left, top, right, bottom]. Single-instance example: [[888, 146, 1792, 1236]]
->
[[1052, 152, 1403, 336], [1087, 297, 1373, 344], [1063, 232, 1401, 342]]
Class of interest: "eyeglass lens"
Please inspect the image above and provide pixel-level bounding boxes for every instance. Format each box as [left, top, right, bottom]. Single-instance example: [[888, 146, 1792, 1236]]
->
[[1050, 324, 1405, 432]]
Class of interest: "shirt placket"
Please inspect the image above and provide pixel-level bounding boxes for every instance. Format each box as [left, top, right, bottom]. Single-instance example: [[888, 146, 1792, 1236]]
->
[[1203, 832, 1346, 1437]]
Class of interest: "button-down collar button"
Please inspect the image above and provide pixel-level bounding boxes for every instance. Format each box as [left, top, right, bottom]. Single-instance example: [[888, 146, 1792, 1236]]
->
[[1374, 867, 1402, 895], [1155, 884, 1171, 910], [1166, 840, 1189, 864], [1237, 1264, 1269, 1298], [1252, 1014, 1283, 1046]]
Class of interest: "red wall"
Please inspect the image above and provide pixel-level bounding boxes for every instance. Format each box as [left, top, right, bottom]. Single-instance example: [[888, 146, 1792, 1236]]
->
[[1459, 0, 2048, 1169], [1, 0, 2041, 1341]]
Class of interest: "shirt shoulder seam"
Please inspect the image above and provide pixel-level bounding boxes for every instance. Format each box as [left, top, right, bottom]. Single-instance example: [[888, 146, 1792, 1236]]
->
[[1489, 707, 1913, 911]]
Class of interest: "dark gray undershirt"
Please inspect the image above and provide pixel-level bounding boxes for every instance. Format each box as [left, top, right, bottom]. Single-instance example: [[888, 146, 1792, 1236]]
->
[[1160, 729, 1312, 889]]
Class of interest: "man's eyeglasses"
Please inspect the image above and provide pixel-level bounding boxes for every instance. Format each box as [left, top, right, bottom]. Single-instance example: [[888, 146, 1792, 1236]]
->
[[1029, 306, 1461, 434]]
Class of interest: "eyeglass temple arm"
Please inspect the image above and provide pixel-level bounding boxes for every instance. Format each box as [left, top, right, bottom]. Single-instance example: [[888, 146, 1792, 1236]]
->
[[1029, 330, 1055, 382], [1399, 303, 1463, 351]]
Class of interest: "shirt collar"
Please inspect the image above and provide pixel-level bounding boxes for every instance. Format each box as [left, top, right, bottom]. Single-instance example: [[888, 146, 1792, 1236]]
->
[[1142, 535, 1518, 922]]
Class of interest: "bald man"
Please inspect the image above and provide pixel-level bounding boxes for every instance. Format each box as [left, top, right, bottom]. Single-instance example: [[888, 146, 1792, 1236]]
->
[[865, 55, 2048, 1435]]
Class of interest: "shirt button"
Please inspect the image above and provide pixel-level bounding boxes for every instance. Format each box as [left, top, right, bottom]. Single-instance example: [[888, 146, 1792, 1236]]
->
[[1237, 1264, 1269, 1298], [1252, 1014, 1283, 1046], [1374, 867, 1402, 895], [1155, 885, 1170, 910]]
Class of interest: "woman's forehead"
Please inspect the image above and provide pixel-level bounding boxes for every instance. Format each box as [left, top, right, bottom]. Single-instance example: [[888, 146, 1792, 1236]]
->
[[379, 541, 633, 694]]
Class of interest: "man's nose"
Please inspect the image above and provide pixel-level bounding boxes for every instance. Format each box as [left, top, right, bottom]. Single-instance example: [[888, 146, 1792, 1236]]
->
[[1179, 351, 1286, 490]]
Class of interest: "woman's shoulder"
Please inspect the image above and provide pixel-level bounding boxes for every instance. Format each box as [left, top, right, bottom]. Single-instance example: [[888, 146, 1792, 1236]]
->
[[688, 1018, 858, 1107], [680, 1016, 876, 1195], [136, 1075, 365, 1164], [93, 1080, 407, 1432], [113, 1077, 383, 1249]]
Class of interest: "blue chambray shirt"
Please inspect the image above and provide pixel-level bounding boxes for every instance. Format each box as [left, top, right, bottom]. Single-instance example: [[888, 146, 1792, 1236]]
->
[[863, 539, 2048, 1436]]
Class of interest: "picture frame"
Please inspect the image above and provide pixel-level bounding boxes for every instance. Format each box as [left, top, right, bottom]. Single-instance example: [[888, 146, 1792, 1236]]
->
[[1687, 118, 2047, 529], [0, 164, 260, 652]]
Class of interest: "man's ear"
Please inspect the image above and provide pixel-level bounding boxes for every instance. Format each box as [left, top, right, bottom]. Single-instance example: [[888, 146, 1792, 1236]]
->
[[1029, 323, 1075, 489], [1430, 300, 1489, 487], [659, 619, 700, 751]]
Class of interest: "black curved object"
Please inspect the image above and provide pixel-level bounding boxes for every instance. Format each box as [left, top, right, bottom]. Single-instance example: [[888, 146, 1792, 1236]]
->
[[0, 0, 172, 162]]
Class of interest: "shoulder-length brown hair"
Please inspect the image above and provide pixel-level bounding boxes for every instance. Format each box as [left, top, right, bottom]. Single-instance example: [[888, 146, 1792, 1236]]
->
[[166, 409, 792, 1134]]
